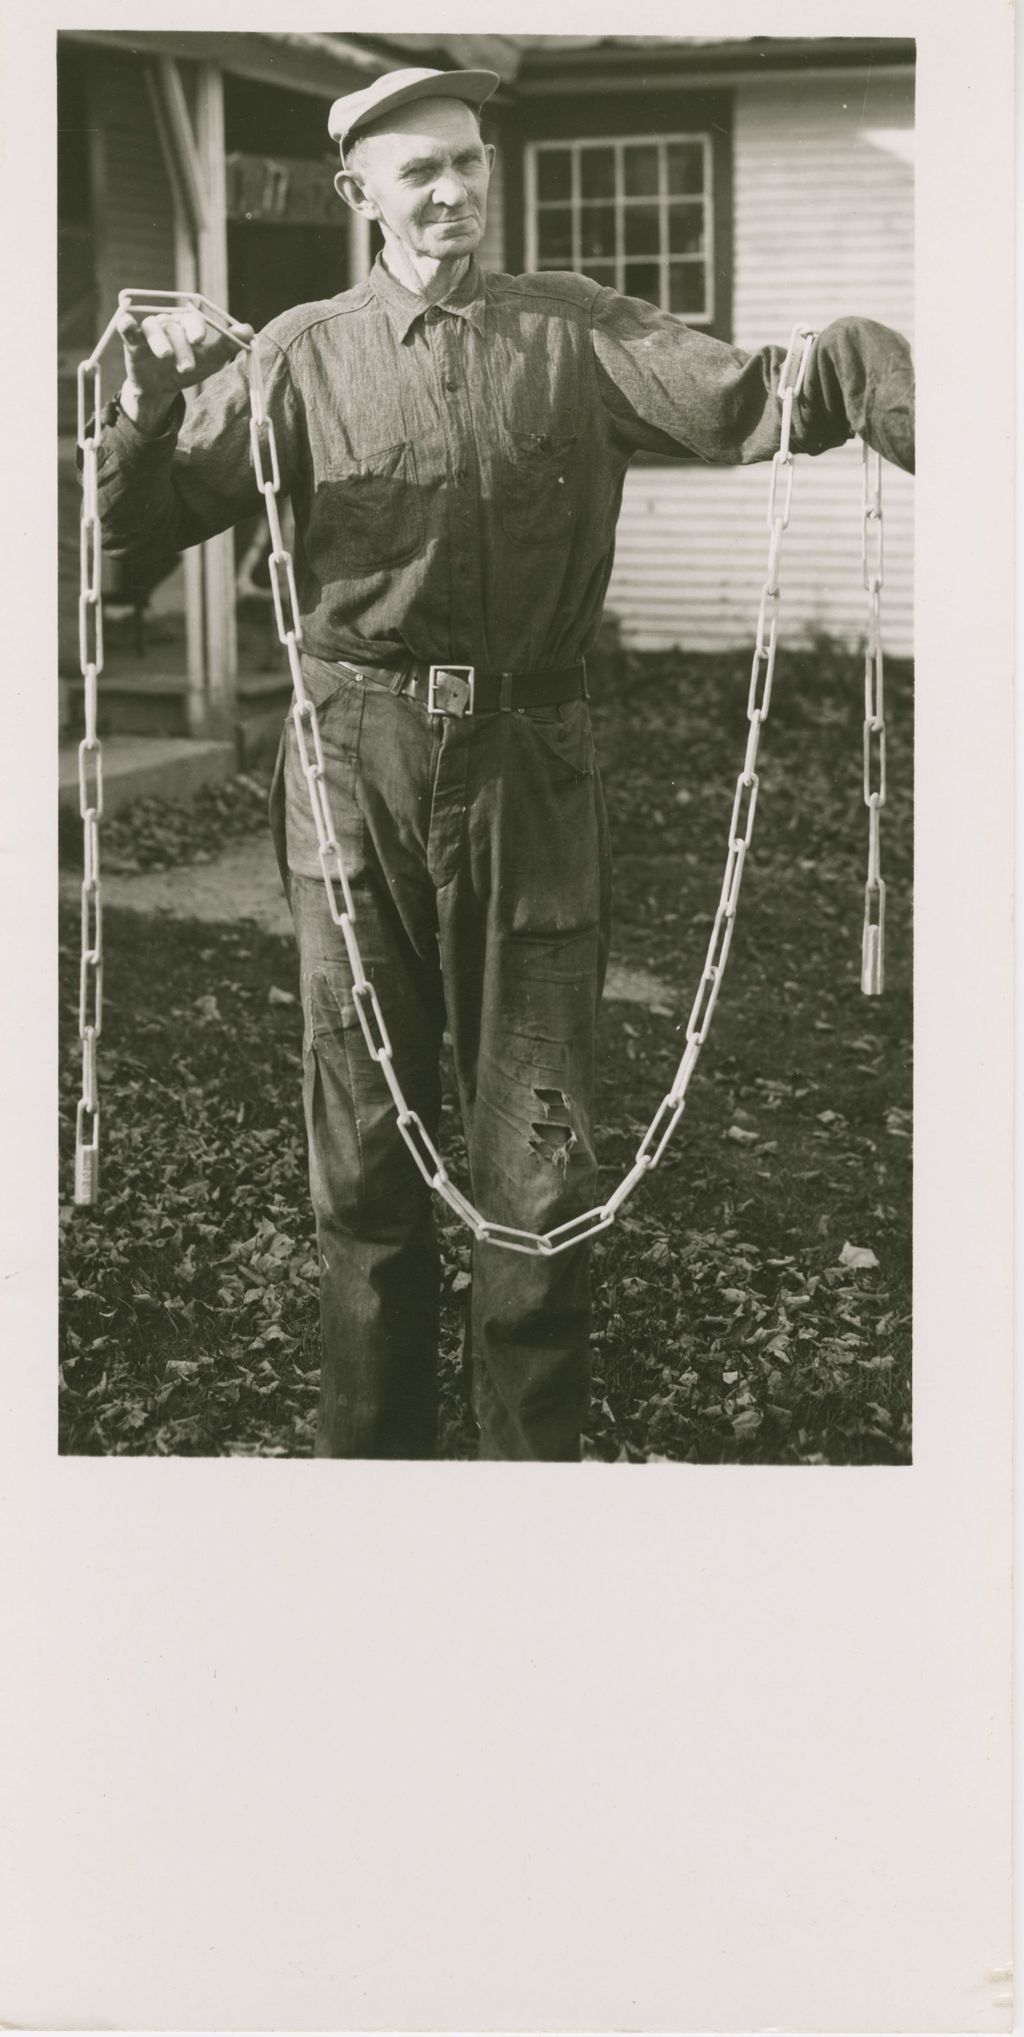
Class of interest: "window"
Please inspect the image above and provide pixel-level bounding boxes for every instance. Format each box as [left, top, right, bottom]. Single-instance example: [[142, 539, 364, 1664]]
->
[[527, 135, 714, 321]]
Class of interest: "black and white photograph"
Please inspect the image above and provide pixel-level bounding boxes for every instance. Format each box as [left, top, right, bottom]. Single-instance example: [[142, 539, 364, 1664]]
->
[[58, 28, 916, 1464], [0, 2, 1013, 2031]]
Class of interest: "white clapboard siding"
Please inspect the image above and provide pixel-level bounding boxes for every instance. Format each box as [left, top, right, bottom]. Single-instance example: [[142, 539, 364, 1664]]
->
[[88, 50, 178, 319], [608, 448, 913, 654], [731, 72, 915, 345], [608, 70, 915, 655]]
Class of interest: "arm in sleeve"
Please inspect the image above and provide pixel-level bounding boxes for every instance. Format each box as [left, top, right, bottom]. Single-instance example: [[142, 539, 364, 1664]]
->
[[94, 332, 305, 564], [590, 288, 915, 473]]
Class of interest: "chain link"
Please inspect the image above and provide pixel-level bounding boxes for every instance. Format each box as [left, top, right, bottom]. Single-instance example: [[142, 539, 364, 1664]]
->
[[73, 379, 106, 1201], [861, 442, 886, 994], [76, 309, 888, 1252]]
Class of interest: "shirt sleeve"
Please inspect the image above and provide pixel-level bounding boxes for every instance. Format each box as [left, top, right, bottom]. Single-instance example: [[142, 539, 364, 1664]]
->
[[590, 288, 915, 473], [94, 331, 305, 563]]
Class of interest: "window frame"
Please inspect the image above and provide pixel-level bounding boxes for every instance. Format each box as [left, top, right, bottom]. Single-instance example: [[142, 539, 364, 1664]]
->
[[525, 131, 716, 325], [504, 87, 734, 350]]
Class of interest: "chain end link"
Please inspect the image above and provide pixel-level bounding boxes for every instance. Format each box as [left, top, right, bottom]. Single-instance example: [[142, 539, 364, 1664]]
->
[[74, 1148, 99, 1206], [74, 1107, 100, 1206], [861, 926, 884, 997], [861, 883, 886, 996]]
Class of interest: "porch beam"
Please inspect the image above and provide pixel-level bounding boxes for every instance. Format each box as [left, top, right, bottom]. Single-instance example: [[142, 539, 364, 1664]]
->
[[151, 58, 209, 240], [61, 29, 379, 100]]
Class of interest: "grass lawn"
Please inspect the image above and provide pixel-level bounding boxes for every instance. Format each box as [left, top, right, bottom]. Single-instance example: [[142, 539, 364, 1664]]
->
[[59, 641, 912, 1462]]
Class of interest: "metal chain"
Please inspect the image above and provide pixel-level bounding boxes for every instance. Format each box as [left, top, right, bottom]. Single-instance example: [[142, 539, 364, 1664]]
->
[[70, 293, 264, 1204], [75, 305, 850, 1253], [73, 338, 108, 1203], [860, 442, 886, 994]]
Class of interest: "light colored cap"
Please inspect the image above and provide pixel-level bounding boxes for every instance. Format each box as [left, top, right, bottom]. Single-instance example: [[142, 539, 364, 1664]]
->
[[328, 65, 500, 155]]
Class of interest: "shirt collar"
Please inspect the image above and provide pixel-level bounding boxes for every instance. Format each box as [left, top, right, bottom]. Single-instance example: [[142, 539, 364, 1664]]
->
[[369, 255, 487, 341]]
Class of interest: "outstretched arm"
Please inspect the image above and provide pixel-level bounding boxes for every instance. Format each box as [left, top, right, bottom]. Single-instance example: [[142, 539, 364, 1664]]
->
[[590, 287, 915, 474]]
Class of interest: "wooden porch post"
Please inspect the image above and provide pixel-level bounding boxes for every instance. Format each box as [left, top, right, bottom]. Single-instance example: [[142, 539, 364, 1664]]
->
[[145, 61, 207, 738], [194, 62, 237, 741], [148, 56, 237, 742]]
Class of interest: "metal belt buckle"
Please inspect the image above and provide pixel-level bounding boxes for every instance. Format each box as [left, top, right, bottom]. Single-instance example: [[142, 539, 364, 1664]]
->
[[427, 664, 475, 717]]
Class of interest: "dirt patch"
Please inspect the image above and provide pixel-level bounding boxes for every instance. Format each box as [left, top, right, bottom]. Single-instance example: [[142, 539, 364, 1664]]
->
[[60, 835, 678, 1007]]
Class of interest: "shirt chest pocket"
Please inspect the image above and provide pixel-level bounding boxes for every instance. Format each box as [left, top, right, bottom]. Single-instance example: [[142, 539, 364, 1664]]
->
[[312, 441, 424, 575], [499, 429, 578, 548]]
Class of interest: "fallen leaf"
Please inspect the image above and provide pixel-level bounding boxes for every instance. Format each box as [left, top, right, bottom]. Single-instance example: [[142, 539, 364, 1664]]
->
[[726, 1125, 759, 1145], [268, 985, 297, 1007], [839, 1240, 880, 1270], [732, 1409, 763, 1438]]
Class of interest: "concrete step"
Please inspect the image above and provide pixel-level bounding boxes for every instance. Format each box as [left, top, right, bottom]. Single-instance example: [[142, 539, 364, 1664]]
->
[[62, 664, 291, 700], [61, 662, 292, 740], [58, 734, 237, 816]]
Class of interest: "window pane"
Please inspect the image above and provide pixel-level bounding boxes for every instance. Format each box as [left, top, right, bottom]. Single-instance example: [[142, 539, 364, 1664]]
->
[[536, 149, 571, 202], [666, 141, 705, 196], [580, 205, 616, 259], [668, 202, 705, 256], [624, 259, 661, 304], [623, 202, 659, 256], [669, 263, 707, 316], [579, 147, 616, 199], [623, 144, 659, 197], [580, 259, 616, 291], [537, 207, 574, 262]]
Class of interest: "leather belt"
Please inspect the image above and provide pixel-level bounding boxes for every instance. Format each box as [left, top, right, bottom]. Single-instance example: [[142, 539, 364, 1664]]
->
[[330, 657, 588, 718]]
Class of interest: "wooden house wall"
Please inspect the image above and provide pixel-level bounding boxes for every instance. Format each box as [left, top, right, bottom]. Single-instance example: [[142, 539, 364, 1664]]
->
[[87, 49, 181, 320], [605, 71, 915, 653]]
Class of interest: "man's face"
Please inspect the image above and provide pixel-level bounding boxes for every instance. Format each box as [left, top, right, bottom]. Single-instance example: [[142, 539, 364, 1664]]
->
[[343, 97, 493, 262]]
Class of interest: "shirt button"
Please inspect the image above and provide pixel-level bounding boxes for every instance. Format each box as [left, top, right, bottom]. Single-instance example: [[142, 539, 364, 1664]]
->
[[424, 306, 442, 325], [444, 377, 458, 393]]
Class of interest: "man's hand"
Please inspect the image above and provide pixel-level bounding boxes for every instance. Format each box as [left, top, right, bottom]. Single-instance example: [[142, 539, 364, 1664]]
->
[[115, 305, 254, 435]]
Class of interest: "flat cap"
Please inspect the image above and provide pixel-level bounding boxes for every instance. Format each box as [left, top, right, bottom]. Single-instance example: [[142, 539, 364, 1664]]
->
[[328, 66, 500, 155]]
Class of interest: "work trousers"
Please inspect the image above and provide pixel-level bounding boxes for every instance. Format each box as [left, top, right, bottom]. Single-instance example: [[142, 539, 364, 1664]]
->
[[269, 656, 612, 1461]]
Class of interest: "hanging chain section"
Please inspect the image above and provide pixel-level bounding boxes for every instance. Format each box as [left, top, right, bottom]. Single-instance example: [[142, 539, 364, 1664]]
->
[[73, 323, 108, 1203], [861, 442, 886, 994], [71, 292, 260, 1204], [74, 306, 884, 1247]]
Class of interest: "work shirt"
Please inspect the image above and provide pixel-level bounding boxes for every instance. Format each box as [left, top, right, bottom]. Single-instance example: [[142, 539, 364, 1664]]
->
[[96, 257, 915, 674]]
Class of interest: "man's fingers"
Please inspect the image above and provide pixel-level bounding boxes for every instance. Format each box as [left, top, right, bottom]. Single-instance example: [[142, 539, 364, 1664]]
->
[[117, 303, 254, 353], [116, 301, 256, 397], [138, 314, 200, 376], [140, 314, 176, 362], [114, 309, 144, 346], [165, 317, 197, 376], [181, 306, 208, 347]]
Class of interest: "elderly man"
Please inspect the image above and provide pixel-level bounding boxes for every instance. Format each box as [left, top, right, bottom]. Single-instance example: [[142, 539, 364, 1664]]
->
[[96, 66, 914, 1462]]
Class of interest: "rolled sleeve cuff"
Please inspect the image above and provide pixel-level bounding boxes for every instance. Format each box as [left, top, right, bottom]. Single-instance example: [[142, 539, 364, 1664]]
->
[[93, 390, 187, 469]]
